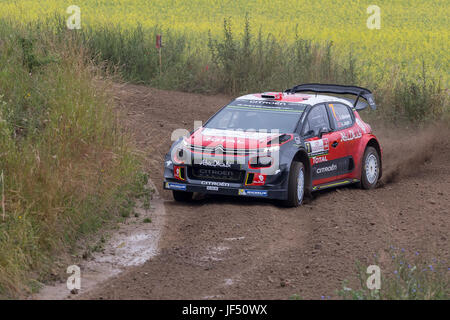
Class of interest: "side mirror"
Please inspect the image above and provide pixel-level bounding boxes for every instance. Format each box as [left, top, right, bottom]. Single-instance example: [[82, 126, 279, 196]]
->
[[303, 129, 315, 138], [318, 127, 329, 138]]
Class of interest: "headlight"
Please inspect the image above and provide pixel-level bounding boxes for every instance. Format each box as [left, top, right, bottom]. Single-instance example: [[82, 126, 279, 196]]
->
[[171, 139, 187, 164], [249, 156, 273, 168], [263, 146, 279, 153]]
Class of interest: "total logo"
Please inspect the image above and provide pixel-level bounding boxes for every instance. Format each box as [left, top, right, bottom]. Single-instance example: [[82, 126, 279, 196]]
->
[[312, 156, 328, 164], [316, 163, 337, 174]]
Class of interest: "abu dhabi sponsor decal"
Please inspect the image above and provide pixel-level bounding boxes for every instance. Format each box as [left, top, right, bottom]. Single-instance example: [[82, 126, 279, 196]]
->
[[316, 163, 337, 174], [201, 181, 230, 187], [306, 138, 329, 156], [312, 155, 328, 164], [165, 182, 187, 191], [340, 128, 362, 142], [199, 158, 232, 168], [238, 189, 268, 197]]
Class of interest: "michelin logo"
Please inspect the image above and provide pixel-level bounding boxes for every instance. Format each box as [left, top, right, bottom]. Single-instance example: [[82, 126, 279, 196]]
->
[[165, 182, 187, 191], [238, 189, 268, 197]]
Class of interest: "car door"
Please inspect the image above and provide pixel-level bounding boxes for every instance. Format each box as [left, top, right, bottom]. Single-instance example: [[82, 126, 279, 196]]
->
[[326, 102, 360, 178], [301, 104, 346, 186]]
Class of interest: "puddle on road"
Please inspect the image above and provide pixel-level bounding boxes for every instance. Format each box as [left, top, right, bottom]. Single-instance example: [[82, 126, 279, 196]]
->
[[224, 236, 245, 241], [33, 182, 166, 300], [96, 232, 160, 267]]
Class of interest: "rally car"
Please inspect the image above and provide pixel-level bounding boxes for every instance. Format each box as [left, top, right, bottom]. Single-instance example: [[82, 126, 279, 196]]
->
[[163, 84, 382, 207]]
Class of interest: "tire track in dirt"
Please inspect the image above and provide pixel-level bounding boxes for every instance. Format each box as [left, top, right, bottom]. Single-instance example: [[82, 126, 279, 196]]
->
[[80, 83, 449, 299]]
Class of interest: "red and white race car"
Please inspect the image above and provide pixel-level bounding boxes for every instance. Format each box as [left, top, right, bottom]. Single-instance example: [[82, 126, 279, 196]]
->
[[164, 84, 382, 207]]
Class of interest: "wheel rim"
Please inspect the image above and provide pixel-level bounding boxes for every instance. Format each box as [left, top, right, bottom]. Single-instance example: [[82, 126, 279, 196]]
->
[[365, 153, 378, 184], [297, 168, 305, 202]]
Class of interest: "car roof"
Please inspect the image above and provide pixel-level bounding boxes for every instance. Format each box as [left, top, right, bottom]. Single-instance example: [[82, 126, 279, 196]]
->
[[235, 92, 354, 108]]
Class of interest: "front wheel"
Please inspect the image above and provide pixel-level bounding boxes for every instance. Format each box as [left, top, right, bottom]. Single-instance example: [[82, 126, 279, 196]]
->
[[172, 190, 193, 202], [360, 146, 380, 189], [282, 161, 305, 207]]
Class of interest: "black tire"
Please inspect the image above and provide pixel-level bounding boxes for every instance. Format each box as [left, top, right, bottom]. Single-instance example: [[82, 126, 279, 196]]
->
[[172, 190, 193, 202], [282, 161, 305, 207], [360, 146, 380, 189]]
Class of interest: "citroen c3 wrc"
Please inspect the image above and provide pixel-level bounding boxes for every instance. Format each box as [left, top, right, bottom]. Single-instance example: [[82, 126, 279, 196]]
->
[[163, 84, 382, 207]]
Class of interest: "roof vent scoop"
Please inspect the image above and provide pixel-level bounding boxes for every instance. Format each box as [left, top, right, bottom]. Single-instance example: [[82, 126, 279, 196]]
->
[[261, 92, 283, 100]]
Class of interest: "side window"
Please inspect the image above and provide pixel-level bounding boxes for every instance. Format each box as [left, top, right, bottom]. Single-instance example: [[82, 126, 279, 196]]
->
[[302, 104, 331, 137], [328, 103, 353, 129]]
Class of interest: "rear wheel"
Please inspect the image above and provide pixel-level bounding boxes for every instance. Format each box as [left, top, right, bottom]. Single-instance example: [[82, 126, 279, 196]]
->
[[360, 146, 380, 189], [172, 190, 193, 202], [282, 161, 305, 207]]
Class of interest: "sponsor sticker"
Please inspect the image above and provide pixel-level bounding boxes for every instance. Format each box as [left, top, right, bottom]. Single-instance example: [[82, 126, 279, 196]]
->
[[165, 182, 187, 191], [340, 129, 362, 142], [173, 166, 185, 180], [247, 174, 267, 186], [307, 138, 329, 156], [206, 186, 219, 191], [316, 163, 337, 174], [238, 189, 268, 197], [200, 158, 232, 168], [201, 181, 230, 187], [312, 155, 328, 164]]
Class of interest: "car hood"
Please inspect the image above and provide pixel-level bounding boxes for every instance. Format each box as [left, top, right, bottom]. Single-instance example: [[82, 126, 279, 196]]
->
[[187, 128, 289, 150]]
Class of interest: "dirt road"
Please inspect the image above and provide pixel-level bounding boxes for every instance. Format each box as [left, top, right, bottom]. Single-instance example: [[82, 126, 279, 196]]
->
[[81, 83, 449, 299]]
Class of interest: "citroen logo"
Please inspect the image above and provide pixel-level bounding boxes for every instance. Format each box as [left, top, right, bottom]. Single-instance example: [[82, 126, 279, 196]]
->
[[214, 145, 224, 153]]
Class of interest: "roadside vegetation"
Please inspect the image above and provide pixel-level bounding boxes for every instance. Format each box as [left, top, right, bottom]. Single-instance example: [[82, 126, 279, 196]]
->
[[0, 20, 144, 298], [337, 247, 448, 300], [9, 14, 445, 125]]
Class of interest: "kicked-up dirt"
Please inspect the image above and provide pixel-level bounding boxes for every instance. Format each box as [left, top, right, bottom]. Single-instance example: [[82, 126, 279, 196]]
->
[[79, 83, 449, 299]]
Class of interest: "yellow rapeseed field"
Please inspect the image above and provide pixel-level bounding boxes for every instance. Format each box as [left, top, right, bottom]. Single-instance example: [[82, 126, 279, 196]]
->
[[0, 0, 448, 83]]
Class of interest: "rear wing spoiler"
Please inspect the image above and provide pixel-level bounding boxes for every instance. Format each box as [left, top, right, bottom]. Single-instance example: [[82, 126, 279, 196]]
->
[[285, 83, 376, 110]]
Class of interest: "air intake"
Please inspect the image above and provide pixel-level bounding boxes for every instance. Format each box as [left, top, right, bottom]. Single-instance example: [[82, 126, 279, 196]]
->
[[261, 92, 282, 100]]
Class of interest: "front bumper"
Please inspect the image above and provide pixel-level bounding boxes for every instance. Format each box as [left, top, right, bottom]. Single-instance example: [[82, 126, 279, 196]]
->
[[163, 180, 288, 200], [163, 146, 291, 200]]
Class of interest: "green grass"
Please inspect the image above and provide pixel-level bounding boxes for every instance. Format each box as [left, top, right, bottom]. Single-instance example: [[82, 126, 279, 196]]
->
[[0, 20, 144, 298], [337, 248, 448, 300]]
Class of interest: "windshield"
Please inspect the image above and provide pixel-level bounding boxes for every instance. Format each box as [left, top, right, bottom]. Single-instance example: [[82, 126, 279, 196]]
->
[[205, 99, 307, 133]]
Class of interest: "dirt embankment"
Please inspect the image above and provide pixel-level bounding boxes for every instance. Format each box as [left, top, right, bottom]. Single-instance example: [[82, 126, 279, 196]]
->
[[78, 83, 449, 299]]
